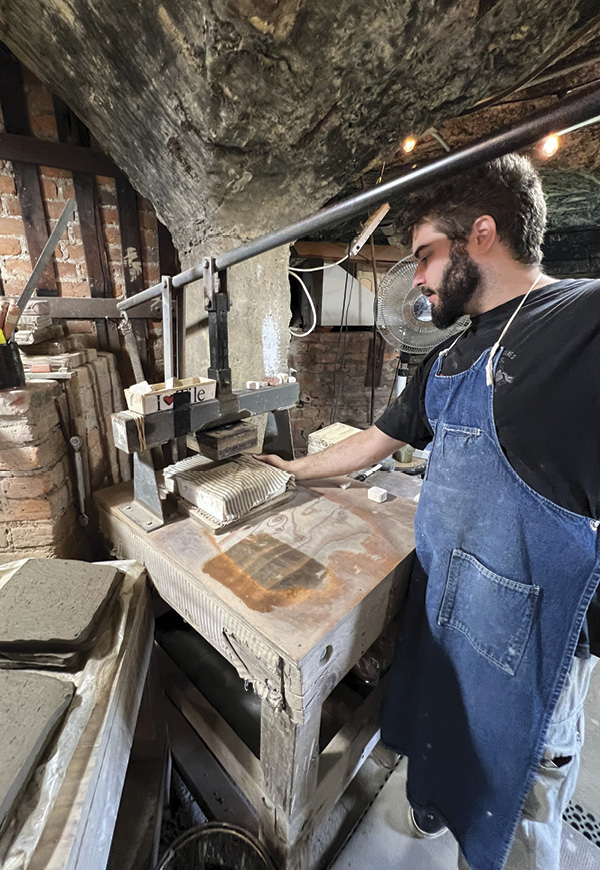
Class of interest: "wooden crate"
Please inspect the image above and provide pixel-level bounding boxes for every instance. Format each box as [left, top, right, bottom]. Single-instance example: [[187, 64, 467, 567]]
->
[[125, 376, 216, 415]]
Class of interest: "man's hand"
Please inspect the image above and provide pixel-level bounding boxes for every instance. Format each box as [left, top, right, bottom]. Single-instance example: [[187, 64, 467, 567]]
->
[[254, 453, 294, 473], [254, 426, 405, 481]]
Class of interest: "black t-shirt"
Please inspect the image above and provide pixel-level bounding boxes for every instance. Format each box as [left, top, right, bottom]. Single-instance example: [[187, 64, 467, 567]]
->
[[376, 278, 600, 657]]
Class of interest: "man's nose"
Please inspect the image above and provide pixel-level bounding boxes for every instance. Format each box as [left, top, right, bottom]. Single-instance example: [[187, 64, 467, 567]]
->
[[413, 264, 425, 288]]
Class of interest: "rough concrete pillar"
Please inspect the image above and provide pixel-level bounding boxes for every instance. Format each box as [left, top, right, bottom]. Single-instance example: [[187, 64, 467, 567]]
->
[[178, 243, 291, 385]]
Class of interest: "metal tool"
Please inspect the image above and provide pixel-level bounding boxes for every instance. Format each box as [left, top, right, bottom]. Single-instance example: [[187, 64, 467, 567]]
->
[[355, 464, 383, 482], [69, 435, 89, 526]]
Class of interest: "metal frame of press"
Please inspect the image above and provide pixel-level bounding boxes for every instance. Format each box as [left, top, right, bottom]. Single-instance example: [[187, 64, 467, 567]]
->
[[113, 86, 600, 530]]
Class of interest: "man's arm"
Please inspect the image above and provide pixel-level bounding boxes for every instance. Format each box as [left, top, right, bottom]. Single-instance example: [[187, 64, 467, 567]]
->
[[255, 426, 405, 480]]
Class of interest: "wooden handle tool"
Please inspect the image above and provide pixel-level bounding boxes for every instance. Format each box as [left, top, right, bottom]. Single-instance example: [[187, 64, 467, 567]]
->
[[3, 304, 20, 341]]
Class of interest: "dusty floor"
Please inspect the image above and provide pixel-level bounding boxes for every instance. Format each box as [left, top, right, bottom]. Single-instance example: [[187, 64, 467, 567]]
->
[[331, 662, 600, 869]]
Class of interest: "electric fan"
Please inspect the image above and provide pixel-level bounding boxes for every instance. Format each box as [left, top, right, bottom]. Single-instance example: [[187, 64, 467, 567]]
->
[[375, 256, 470, 355]]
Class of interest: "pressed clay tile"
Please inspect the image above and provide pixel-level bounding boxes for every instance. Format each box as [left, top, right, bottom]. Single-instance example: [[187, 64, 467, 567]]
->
[[0, 671, 74, 830], [0, 560, 122, 651]]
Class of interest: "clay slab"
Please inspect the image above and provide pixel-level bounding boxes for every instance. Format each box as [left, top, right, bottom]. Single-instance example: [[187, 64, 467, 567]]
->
[[0, 671, 74, 830], [0, 560, 122, 651]]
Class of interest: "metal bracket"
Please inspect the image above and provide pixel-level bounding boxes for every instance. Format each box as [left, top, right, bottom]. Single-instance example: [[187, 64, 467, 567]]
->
[[203, 257, 232, 396], [161, 275, 175, 382], [120, 449, 165, 530], [69, 435, 89, 526]]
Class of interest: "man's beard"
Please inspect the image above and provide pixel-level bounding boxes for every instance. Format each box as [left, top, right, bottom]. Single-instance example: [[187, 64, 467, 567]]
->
[[427, 243, 482, 329]]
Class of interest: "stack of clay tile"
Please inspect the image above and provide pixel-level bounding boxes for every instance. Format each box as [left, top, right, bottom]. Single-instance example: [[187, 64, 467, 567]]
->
[[164, 454, 294, 527], [0, 670, 74, 831], [0, 559, 123, 670]]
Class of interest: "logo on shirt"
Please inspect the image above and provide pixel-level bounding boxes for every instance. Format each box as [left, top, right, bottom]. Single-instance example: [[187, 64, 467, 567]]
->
[[495, 350, 516, 386]]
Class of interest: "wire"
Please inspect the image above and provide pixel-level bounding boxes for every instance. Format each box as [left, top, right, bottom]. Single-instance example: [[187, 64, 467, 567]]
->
[[387, 355, 402, 407], [331, 244, 353, 423], [289, 255, 349, 272], [288, 271, 317, 338]]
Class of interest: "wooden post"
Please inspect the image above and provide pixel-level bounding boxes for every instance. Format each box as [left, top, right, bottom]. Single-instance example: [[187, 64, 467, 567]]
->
[[53, 96, 119, 352], [116, 178, 149, 372], [259, 695, 322, 869]]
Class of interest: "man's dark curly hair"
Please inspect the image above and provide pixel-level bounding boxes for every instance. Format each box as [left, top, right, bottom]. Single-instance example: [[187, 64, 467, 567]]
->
[[401, 154, 547, 265]]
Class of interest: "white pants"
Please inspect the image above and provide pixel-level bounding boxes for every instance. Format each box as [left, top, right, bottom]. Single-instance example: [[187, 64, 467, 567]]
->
[[459, 654, 598, 870]]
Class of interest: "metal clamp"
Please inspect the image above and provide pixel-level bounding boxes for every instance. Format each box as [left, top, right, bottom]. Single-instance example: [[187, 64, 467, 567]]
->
[[69, 435, 89, 526]]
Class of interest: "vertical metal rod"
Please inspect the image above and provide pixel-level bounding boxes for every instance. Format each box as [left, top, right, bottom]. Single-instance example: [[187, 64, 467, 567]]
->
[[174, 286, 185, 379], [162, 276, 174, 382]]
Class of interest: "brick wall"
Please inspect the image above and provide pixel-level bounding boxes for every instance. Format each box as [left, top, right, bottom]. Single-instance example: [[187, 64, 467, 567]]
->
[[0, 354, 129, 565], [289, 329, 399, 452], [0, 65, 162, 350]]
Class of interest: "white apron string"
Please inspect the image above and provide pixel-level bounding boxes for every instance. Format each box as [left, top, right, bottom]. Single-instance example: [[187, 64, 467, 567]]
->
[[485, 272, 544, 386]]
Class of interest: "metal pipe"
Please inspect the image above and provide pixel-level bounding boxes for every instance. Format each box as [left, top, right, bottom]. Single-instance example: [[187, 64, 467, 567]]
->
[[117, 279, 164, 310], [213, 86, 600, 272], [118, 85, 600, 309]]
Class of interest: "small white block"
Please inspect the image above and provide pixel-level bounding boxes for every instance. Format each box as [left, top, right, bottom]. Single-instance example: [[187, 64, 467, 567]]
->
[[246, 380, 262, 390], [367, 486, 387, 503], [339, 480, 351, 490], [130, 379, 152, 395]]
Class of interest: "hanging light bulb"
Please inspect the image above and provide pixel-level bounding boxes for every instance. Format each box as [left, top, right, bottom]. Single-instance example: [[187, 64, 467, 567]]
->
[[541, 135, 559, 157], [403, 137, 417, 154]]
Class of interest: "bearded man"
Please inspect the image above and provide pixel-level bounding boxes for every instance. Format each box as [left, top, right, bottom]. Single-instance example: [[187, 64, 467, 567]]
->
[[258, 154, 600, 870]]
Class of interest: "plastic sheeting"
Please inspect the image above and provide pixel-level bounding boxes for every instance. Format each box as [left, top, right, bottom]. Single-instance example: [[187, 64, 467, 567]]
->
[[0, 559, 150, 870]]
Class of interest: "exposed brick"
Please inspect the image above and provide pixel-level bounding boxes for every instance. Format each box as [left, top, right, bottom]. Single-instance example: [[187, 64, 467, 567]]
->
[[66, 244, 86, 262], [5, 479, 71, 522], [40, 177, 58, 198], [0, 176, 15, 195], [139, 210, 157, 231], [104, 225, 121, 246], [0, 216, 24, 235], [46, 200, 71, 219], [100, 205, 119, 224], [0, 409, 61, 445], [9, 507, 78, 548], [0, 427, 66, 472], [1, 470, 54, 499], [56, 261, 78, 279], [141, 227, 158, 248], [28, 113, 59, 141], [0, 237, 21, 256], [39, 166, 72, 179], [3, 257, 33, 277], [1, 195, 21, 217], [60, 179, 75, 198]]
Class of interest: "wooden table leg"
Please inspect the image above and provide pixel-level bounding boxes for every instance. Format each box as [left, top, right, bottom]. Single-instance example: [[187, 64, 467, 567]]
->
[[259, 696, 322, 869]]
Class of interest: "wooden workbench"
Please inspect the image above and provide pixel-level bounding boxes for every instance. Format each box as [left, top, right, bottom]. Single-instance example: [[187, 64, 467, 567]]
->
[[96, 476, 417, 869]]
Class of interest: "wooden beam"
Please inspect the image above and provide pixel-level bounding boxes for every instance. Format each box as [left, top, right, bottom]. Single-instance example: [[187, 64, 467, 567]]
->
[[157, 221, 181, 276], [116, 178, 149, 370], [292, 240, 405, 265], [0, 47, 58, 294], [0, 132, 125, 178], [53, 96, 119, 353]]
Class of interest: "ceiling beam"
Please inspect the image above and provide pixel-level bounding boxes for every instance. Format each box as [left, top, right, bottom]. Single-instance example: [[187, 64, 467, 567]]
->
[[292, 241, 406, 264], [0, 131, 124, 177]]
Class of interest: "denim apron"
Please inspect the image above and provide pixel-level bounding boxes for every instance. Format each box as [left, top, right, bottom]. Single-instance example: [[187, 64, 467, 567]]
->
[[381, 280, 600, 870]]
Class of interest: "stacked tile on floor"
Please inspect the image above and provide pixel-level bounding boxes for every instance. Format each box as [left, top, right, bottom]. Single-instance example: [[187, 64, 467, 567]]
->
[[0, 559, 123, 669]]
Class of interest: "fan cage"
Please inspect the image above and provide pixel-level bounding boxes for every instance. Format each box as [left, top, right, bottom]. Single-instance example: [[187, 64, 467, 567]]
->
[[375, 256, 469, 354]]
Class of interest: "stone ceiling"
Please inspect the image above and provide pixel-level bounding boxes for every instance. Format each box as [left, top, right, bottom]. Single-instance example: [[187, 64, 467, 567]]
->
[[1, 0, 599, 255], [1, 1, 599, 376]]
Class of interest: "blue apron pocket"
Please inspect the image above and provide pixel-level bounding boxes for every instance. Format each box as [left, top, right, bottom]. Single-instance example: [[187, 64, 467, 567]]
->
[[438, 549, 540, 676]]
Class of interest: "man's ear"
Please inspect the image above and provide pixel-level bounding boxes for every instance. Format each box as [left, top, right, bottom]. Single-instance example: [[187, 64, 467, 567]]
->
[[469, 215, 497, 255]]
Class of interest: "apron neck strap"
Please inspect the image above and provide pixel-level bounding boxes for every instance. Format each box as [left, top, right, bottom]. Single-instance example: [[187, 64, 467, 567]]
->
[[485, 272, 544, 386]]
